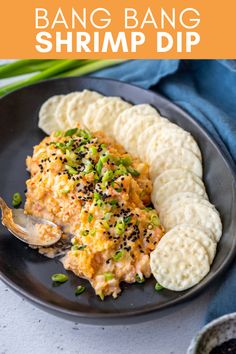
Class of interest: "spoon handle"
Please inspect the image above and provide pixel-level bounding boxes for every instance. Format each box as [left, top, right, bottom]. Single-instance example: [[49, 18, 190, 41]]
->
[[0, 196, 28, 239]]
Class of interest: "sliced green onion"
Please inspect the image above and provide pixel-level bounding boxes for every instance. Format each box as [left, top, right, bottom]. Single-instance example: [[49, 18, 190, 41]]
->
[[83, 160, 94, 174], [94, 192, 102, 201], [12, 192, 22, 208], [91, 229, 96, 237], [75, 285, 86, 296], [124, 216, 131, 224], [62, 187, 70, 194], [78, 245, 87, 250], [119, 156, 132, 166], [65, 165, 78, 175], [114, 165, 127, 177], [104, 212, 112, 221], [113, 250, 124, 261], [96, 159, 103, 175], [89, 146, 98, 156], [100, 153, 110, 164], [100, 144, 107, 150], [135, 274, 145, 284], [51, 273, 68, 283], [55, 142, 66, 153], [151, 214, 160, 226], [65, 128, 78, 137], [88, 214, 93, 223], [115, 219, 125, 235], [155, 283, 164, 291], [102, 221, 110, 229], [81, 230, 89, 237], [54, 130, 62, 137], [127, 167, 140, 177], [104, 272, 114, 281], [110, 200, 118, 207], [77, 129, 92, 141], [98, 293, 104, 301], [102, 170, 114, 184], [71, 245, 79, 251], [143, 207, 153, 212]]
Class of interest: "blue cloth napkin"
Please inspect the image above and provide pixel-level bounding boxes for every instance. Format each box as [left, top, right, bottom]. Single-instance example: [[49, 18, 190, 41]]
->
[[94, 59, 236, 322]]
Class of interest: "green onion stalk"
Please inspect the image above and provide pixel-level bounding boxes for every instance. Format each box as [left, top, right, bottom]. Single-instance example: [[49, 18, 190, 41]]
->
[[0, 59, 127, 97]]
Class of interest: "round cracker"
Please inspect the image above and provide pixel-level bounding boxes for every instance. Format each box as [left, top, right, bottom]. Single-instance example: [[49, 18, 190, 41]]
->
[[55, 92, 80, 130], [151, 177, 207, 210], [150, 235, 210, 291], [113, 104, 160, 144], [149, 147, 203, 180], [83, 97, 124, 131], [153, 169, 205, 192], [158, 192, 215, 222], [161, 225, 217, 264], [67, 90, 103, 128], [136, 120, 173, 160], [121, 115, 166, 156], [146, 124, 201, 161], [93, 99, 131, 137], [161, 201, 222, 242], [38, 95, 65, 135]]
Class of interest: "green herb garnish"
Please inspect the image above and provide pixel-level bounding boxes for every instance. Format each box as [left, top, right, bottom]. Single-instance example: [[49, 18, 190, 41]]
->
[[12, 192, 22, 208], [88, 214, 93, 223], [75, 285, 86, 296], [96, 159, 103, 175], [135, 274, 145, 283], [115, 219, 125, 235], [151, 214, 160, 226], [102, 170, 113, 184], [98, 293, 104, 301], [110, 200, 118, 207], [65, 165, 78, 175], [64, 128, 78, 137], [51, 274, 68, 283], [104, 272, 114, 281], [124, 216, 131, 224], [77, 129, 91, 141], [81, 230, 89, 237], [89, 146, 98, 156], [103, 212, 112, 221], [155, 283, 164, 291], [54, 130, 62, 137], [114, 165, 127, 177], [113, 250, 124, 262], [78, 245, 87, 250], [100, 153, 110, 164], [127, 167, 140, 177], [119, 156, 132, 166], [62, 187, 70, 194]]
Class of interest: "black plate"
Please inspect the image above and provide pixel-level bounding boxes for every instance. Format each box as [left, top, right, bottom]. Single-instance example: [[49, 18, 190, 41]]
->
[[0, 77, 236, 324]]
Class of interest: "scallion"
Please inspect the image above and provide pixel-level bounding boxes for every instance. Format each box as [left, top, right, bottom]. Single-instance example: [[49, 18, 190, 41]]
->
[[51, 273, 68, 283], [155, 283, 164, 291], [104, 272, 114, 281], [75, 285, 86, 296], [64, 128, 78, 137], [113, 250, 124, 262], [12, 192, 22, 208]]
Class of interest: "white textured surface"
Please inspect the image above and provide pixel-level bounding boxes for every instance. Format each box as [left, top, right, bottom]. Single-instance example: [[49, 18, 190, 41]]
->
[[0, 281, 216, 354], [0, 60, 216, 354]]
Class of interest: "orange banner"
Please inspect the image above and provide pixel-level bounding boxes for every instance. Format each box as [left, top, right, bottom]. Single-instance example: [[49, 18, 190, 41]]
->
[[0, 0, 235, 58]]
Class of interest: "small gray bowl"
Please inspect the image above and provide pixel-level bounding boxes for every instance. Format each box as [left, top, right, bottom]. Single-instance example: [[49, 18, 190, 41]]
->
[[187, 312, 236, 354]]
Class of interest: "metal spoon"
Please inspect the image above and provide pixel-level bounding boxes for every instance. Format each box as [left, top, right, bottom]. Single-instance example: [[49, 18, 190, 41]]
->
[[0, 197, 62, 247]]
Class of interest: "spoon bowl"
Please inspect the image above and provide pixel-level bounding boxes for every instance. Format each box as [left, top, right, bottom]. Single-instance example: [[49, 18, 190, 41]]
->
[[0, 197, 62, 247]]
